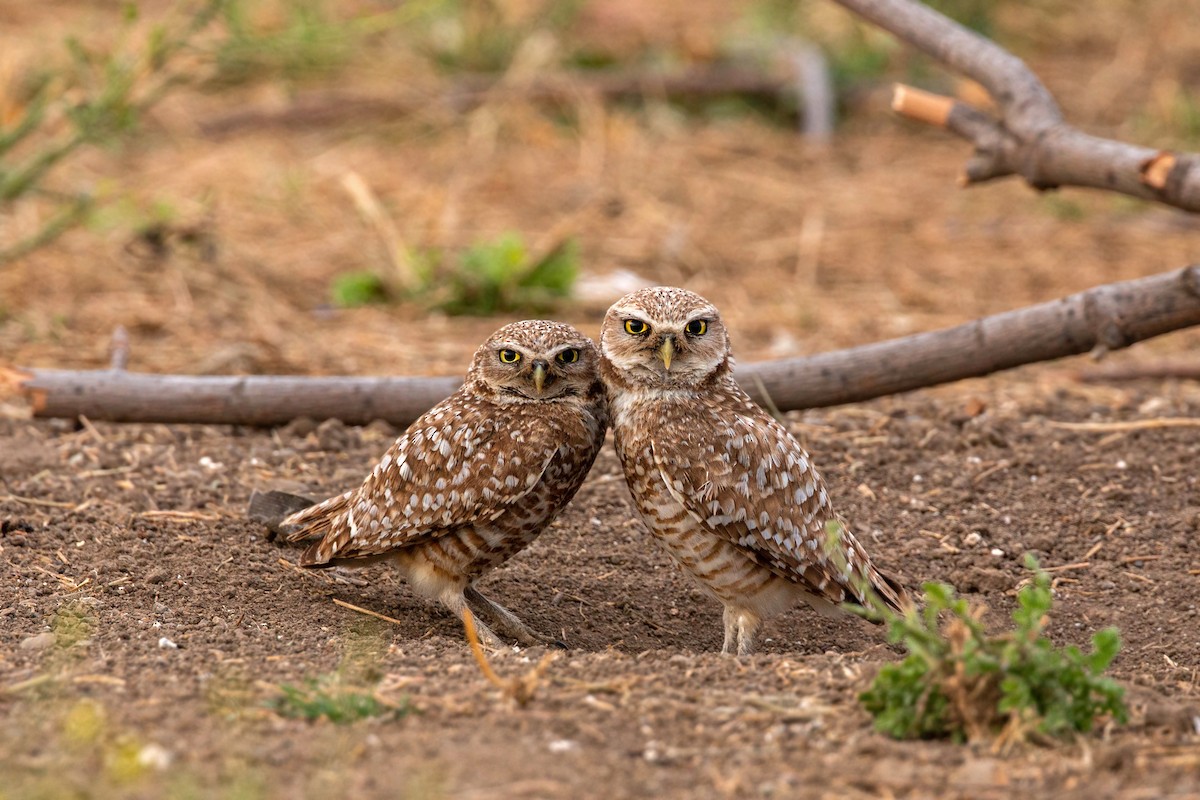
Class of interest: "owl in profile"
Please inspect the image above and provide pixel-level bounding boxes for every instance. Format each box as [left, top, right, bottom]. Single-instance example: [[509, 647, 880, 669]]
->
[[281, 320, 607, 647], [599, 287, 908, 656]]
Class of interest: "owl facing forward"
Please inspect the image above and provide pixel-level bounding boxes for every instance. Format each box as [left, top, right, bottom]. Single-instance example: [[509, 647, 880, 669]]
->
[[599, 287, 907, 656], [281, 320, 607, 647]]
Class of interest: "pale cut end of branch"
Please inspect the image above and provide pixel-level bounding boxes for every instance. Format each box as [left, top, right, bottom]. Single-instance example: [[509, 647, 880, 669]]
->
[[892, 84, 953, 128], [0, 365, 34, 398], [1140, 152, 1177, 190], [953, 78, 995, 113]]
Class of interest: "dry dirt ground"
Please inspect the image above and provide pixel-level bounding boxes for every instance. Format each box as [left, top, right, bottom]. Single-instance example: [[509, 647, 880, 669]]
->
[[3, 1, 1200, 798]]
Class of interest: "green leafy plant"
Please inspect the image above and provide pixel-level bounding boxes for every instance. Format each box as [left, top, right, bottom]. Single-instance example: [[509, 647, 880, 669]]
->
[[857, 555, 1127, 743], [330, 232, 578, 315], [330, 270, 389, 308], [0, 1, 223, 265], [268, 674, 406, 723], [437, 233, 577, 316]]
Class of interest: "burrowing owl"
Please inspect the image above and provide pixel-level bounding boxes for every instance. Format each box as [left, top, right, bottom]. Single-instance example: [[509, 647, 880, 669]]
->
[[281, 320, 607, 647], [599, 287, 907, 656]]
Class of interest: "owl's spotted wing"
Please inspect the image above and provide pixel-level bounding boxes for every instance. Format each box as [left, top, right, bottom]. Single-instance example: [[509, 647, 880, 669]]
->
[[282, 396, 561, 565], [649, 401, 904, 610]]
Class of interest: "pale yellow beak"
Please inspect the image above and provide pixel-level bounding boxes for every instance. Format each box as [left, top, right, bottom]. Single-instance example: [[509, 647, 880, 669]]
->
[[658, 336, 675, 371], [532, 362, 547, 394]]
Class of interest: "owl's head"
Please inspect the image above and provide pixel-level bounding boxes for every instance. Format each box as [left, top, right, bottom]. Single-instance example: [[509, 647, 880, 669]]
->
[[469, 320, 600, 403], [600, 286, 731, 388]]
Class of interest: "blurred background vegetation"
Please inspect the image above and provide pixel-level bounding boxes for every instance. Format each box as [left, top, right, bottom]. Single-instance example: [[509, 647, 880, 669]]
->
[[1, 0, 1198, 369]]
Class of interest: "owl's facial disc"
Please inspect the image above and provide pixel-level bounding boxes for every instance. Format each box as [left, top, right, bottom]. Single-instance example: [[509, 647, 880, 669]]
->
[[603, 301, 726, 387], [488, 342, 593, 400]]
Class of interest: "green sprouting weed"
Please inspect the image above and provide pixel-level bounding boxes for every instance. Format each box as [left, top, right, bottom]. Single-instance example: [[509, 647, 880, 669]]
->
[[0, 1, 223, 265], [436, 233, 577, 316], [330, 270, 389, 308], [267, 674, 408, 724], [268, 621, 405, 723], [213, 0, 354, 86], [330, 232, 578, 315], [857, 555, 1127, 743]]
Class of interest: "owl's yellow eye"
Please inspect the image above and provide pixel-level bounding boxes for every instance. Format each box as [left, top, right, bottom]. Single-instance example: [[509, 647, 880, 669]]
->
[[556, 348, 580, 364], [498, 349, 522, 363], [624, 319, 650, 336], [685, 319, 708, 336]]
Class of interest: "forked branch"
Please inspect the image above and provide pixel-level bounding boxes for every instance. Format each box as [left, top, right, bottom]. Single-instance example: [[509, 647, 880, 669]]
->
[[831, 0, 1200, 210], [6, 266, 1199, 426]]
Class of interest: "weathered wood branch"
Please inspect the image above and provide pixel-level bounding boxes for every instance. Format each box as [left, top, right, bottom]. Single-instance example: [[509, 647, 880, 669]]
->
[[5, 371, 463, 428], [740, 265, 1200, 410], [6, 266, 1199, 427], [831, 0, 1200, 211]]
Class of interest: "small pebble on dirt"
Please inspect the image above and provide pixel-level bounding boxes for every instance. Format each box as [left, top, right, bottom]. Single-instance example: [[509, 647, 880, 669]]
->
[[20, 632, 57, 651]]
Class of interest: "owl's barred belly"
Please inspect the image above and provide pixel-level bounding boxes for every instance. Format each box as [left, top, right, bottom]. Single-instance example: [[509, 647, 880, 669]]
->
[[637, 491, 802, 618]]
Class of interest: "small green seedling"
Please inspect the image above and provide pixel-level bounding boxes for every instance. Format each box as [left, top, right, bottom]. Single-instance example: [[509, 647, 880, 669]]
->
[[856, 554, 1127, 743], [330, 232, 578, 314], [268, 674, 409, 724]]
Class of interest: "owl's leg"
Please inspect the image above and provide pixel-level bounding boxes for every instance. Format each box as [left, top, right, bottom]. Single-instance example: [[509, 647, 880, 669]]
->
[[721, 607, 738, 654], [722, 606, 761, 657], [439, 589, 506, 649], [464, 585, 545, 647]]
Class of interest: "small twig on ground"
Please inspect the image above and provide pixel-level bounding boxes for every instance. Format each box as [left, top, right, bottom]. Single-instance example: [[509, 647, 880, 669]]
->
[[463, 609, 507, 690], [332, 597, 406, 627], [1044, 418, 1200, 433], [463, 609, 557, 707], [132, 509, 222, 521], [0, 493, 76, 509], [1041, 562, 1091, 573]]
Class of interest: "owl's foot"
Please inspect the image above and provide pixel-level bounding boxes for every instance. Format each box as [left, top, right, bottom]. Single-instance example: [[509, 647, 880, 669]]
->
[[463, 585, 552, 648]]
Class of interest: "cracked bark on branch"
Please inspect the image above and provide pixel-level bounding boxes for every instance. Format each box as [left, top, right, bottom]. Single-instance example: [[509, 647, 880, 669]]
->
[[830, 0, 1200, 211], [6, 266, 1199, 427]]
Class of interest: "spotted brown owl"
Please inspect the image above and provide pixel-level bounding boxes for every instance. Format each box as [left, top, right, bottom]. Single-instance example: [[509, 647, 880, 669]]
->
[[281, 320, 607, 647], [599, 287, 908, 656]]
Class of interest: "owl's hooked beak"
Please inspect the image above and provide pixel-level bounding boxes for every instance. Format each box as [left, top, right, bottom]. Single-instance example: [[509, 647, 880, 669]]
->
[[657, 336, 675, 371], [531, 360, 548, 394]]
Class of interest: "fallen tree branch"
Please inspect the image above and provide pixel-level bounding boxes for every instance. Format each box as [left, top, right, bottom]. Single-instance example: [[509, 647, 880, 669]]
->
[[200, 64, 804, 138], [739, 264, 1200, 410], [5, 369, 462, 427], [830, 0, 1200, 211], [6, 266, 1199, 426]]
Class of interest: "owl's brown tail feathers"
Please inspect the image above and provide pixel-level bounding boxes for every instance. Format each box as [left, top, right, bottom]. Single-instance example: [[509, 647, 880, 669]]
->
[[871, 567, 913, 614], [842, 564, 912, 622], [279, 490, 354, 542]]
